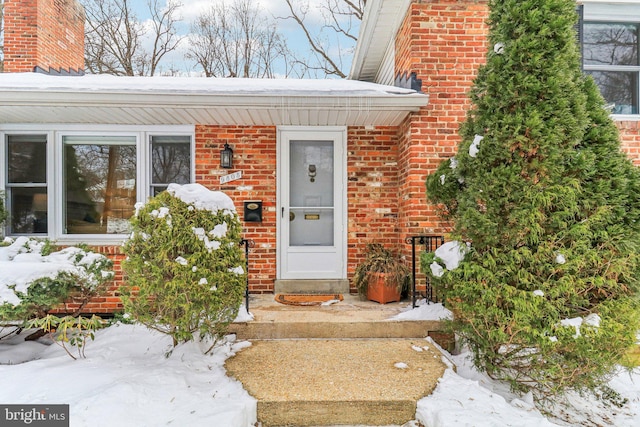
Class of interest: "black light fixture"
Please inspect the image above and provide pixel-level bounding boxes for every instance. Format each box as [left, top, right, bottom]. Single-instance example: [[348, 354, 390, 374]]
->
[[220, 143, 233, 169]]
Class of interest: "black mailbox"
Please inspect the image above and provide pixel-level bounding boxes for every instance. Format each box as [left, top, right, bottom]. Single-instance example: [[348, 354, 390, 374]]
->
[[243, 201, 263, 222]]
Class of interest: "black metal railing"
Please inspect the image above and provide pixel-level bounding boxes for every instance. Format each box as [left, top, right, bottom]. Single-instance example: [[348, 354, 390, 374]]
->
[[405, 235, 445, 308], [239, 239, 255, 313]]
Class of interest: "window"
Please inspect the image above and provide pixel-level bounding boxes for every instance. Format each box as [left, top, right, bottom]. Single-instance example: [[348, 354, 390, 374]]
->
[[150, 135, 191, 196], [583, 21, 640, 115], [5, 135, 48, 234], [1, 127, 193, 241], [63, 136, 137, 235]]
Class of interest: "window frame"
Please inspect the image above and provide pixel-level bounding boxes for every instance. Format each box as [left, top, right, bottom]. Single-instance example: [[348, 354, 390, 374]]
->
[[1, 124, 194, 244], [149, 134, 193, 196], [2, 131, 53, 236], [583, 3, 640, 119]]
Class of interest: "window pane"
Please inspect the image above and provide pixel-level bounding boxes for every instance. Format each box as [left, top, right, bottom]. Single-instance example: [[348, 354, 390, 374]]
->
[[9, 188, 47, 234], [7, 135, 47, 183], [151, 136, 191, 187], [584, 22, 639, 66], [588, 71, 639, 114], [151, 185, 169, 196], [63, 136, 137, 234]]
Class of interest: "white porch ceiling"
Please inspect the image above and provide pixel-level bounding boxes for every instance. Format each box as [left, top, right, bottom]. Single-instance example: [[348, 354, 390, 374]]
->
[[0, 74, 429, 127]]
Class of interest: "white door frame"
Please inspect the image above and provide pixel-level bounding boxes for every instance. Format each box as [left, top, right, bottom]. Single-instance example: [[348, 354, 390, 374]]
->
[[276, 126, 348, 280]]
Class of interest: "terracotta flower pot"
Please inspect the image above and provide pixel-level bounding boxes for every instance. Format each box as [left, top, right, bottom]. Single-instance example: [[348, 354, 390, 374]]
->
[[366, 273, 401, 304]]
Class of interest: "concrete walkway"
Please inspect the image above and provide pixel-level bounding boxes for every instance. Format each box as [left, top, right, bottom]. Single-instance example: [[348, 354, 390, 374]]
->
[[225, 294, 450, 427]]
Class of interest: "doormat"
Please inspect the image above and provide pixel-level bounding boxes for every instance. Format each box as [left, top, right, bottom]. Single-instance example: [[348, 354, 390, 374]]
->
[[274, 294, 344, 306]]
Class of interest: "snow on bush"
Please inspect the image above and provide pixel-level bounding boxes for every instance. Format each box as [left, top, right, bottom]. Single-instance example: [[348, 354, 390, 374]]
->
[[121, 184, 246, 353], [0, 237, 113, 322], [425, 241, 469, 278]]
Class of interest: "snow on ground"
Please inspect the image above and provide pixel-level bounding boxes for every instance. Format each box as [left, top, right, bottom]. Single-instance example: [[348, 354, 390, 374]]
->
[[391, 298, 453, 321], [0, 324, 257, 427], [417, 344, 640, 427], [0, 295, 638, 426]]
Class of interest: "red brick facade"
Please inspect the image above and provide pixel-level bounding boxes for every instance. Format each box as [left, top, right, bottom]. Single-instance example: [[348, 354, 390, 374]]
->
[[395, 0, 490, 241], [195, 125, 279, 293], [3, 0, 84, 73], [76, 125, 409, 312], [195, 125, 406, 294], [619, 121, 640, 167]]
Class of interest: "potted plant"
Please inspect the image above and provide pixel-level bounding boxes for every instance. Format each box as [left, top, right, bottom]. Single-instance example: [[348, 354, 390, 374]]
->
[[353, 243, 411, 304]]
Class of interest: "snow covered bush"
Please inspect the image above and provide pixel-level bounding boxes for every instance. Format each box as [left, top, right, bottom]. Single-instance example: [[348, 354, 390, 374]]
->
[[424, 0, 640, 401], [0, 237, 114, 324], [121, 184, 246, 352]]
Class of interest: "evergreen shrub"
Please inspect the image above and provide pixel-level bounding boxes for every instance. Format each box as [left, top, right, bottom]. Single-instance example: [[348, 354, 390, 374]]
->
[[121, 184, 245, 353], [0, 239, 114, 323], [424, 0, 640, 401]]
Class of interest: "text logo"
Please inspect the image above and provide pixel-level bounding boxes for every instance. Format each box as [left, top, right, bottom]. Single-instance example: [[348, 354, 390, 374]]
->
[[0, 405, 69, 427]]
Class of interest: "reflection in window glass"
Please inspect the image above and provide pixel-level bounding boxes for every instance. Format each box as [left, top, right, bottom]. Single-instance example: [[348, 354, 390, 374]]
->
[[9, 187, 48, 234], [588, 71, 639, 114], [584, 21, 640, 114], [8, 135, 47, 183], [6, 135, 47, 234], [289, 140, 335, 247], [584, 22, 639, 66], [63, 136, 137, 234], [150, 135, 191, 195]]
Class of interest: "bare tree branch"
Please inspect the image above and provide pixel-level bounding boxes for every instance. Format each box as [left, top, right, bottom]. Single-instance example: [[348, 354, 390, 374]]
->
[[281, 0, 364, 78], [186, 0, 291, 78], [82, 0, 183, 76]]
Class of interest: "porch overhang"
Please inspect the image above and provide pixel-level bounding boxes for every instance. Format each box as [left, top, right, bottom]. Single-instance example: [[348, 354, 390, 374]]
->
[[0, 73, 429, 127]]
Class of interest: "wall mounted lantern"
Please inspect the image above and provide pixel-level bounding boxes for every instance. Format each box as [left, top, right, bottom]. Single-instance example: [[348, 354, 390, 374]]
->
[[220, 143, 233, 169]]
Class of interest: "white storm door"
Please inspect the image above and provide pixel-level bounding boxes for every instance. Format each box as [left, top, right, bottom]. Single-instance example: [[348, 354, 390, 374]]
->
[[278, 127, 347, 280]]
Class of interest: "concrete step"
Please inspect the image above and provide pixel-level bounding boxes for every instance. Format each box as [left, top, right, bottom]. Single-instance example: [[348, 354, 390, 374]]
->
[[228, 318, 443, 340], [274, 279, 350, 294], [225, 338, 447, 427], [228, 294, 451, 347]]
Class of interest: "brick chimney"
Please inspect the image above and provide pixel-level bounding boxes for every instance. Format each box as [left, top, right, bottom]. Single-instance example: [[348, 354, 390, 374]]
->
[[3, 0, 85, 74]]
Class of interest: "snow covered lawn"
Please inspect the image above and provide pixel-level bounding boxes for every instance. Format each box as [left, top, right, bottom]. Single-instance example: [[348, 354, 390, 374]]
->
[[0, 305, 638, 426], [0, 324, 257, 427]]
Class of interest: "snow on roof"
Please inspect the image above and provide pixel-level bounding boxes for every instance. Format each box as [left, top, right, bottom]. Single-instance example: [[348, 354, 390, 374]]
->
[[0, 73, 429, 126], [0, 72, 418, 97]]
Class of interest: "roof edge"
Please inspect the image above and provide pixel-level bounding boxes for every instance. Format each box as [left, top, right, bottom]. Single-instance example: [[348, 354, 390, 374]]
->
[[349, 0, 412, 82]]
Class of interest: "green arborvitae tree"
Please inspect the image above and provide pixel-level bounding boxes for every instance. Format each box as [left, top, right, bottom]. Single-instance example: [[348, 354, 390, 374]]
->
[[425, 0, 640, 401], [121, 185, 246, 353]]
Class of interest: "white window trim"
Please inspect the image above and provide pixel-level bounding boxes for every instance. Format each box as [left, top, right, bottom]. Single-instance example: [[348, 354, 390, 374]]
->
[[583, 3, 640, 120], [1, 124, 195, 245]]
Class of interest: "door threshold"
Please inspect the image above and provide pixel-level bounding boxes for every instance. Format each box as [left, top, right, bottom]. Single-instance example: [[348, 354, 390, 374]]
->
[[274, 279, 350, 294]]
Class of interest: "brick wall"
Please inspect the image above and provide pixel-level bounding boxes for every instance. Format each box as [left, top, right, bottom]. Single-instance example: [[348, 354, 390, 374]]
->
[[194, 125, 406, 294], [393, 0, 488, 296], [395, 0, 489, 240], [618, 121, 640, 166], [50, 245, 124, 314], [195, 125, 279, 293], [393, 0, 640, 297], [347, 126, 402, 290], [3, 0, 84, 73]]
